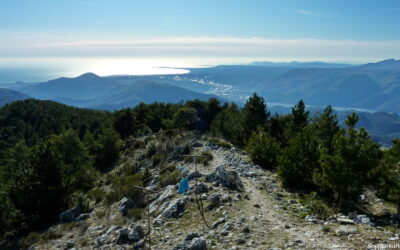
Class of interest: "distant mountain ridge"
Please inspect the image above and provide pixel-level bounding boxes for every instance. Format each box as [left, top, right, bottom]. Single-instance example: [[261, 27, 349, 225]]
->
[[171, 59, 400, 113], [22, 72, 122, 100], [249, 61, 356, 68], [359, 59, 400, 70], [15, 73, 223, 110], [0, 88, 30, 106]]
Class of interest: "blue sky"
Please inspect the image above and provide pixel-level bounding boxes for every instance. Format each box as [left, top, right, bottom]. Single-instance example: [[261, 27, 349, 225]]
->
[[0, 0, 400, 78], [1, 0, 400, 40]]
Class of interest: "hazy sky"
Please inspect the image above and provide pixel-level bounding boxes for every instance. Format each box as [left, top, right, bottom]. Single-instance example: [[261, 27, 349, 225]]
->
[[1, 0, 400, 78]]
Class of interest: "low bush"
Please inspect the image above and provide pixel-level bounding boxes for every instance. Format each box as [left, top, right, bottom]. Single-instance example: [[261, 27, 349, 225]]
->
[[19, 232, 41, 249], [70, 192, 90, 212], [208, 137, 232, 149], [145, 143, 157, 158], [127, 207, 143, 220], [105, 174, 145, 206], [300, 192, 333, 219], [159, 166, 180, 187], [200, 151, 213, 166], [246, 128, 280, 169], [184, 155, 193, 163], [141, 167, 152, 184], [151, 153, 163, 167], [88, 188, 105, 204]]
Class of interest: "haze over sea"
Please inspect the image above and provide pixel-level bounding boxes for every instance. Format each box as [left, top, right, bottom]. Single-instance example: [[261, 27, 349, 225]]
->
[[0, 58, 194, 83], [0, 55, 386, 83]]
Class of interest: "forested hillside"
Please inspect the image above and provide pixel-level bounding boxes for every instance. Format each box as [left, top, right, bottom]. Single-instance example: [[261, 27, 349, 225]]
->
[[1, 96, 400, 249]]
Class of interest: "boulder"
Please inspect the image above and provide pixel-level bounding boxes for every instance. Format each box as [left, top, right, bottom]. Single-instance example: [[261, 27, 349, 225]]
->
[[117, 225, 145, 245], [335, 226, 358, 235], [119, 228, 130, 237], [147, 178, 159, 188], [177, 165, 190, 177], [187, 237, 207, 250], [154, 198, 187, 225], [348, 211, 358, 220], [174, 234, 207, 250], [128, 225, 145, 242], [207, 194, 222, 210], [337, 218, 355, 225], [171, 146, 190, 160], [208, 193, 222, 203], [242, 226, 251, 233], [220, 229, 229, 236], [222, 223, 233, 231], [221, 194, 232, 203], [244, 171, 258, 178], [118, 197, 135, 216], [149, 185, 176, 214], [66, 240, 75, 248], [133, 240, 146, 249], [193, 183, 208, 194], [97, 233, 109, 246], [304, 214, 324, 224], [206, 166, 244, 191], [161, 198, 186, 218], [76, 213, 91, 221], [59, 207, 82, 223], [188, 171, 204, 181], [117, 228, 130, 245], [192, 142, 203, 148], [185, 232, 200, 241], [354, 215, 374, 226], [207, 193, 232, 210], [211, 217, 225, 229], [97, 225, 120, 245], [236, 238, 246, 244]]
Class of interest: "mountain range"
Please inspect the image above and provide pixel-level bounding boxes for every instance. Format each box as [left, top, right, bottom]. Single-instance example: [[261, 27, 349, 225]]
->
[[7, 73, 222, 110], [106, 59, 400, 113], [180, 59, 400, 112], [1, 59, 400, 145], [249, 61, 356, 68]]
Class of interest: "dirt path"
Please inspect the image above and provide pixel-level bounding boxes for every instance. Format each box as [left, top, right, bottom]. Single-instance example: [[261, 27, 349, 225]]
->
[[198, 146, 359, 249]]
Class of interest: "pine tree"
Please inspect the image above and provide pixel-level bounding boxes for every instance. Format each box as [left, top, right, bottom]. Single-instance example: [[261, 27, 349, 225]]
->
[[211, 103, 244, 145], [171, 107, 199, 130], [316, 113, 382, 204], [30, 142, 65, 225], [277, 127, 320, 190], [374, 139, 400, 213], [291, 100, 310, 133], [246, 128, 281, 169], [241, 93, 270, 142], [51, 130, 96, 194], [314, 105, 339, 153], [269, 114, 292, 147], [113, 108, 137, 139]]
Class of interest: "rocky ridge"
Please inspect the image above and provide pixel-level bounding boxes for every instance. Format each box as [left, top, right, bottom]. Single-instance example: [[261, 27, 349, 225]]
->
[[32, 134, 400, 250]]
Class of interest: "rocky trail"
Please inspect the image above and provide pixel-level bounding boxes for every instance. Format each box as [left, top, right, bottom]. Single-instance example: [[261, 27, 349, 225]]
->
[[165, 144, 354, 249], [36, 138, 400, 250]]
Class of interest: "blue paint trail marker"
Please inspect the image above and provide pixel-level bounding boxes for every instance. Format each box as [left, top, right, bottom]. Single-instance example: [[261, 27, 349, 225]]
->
[[178, 177, 189, 194]]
